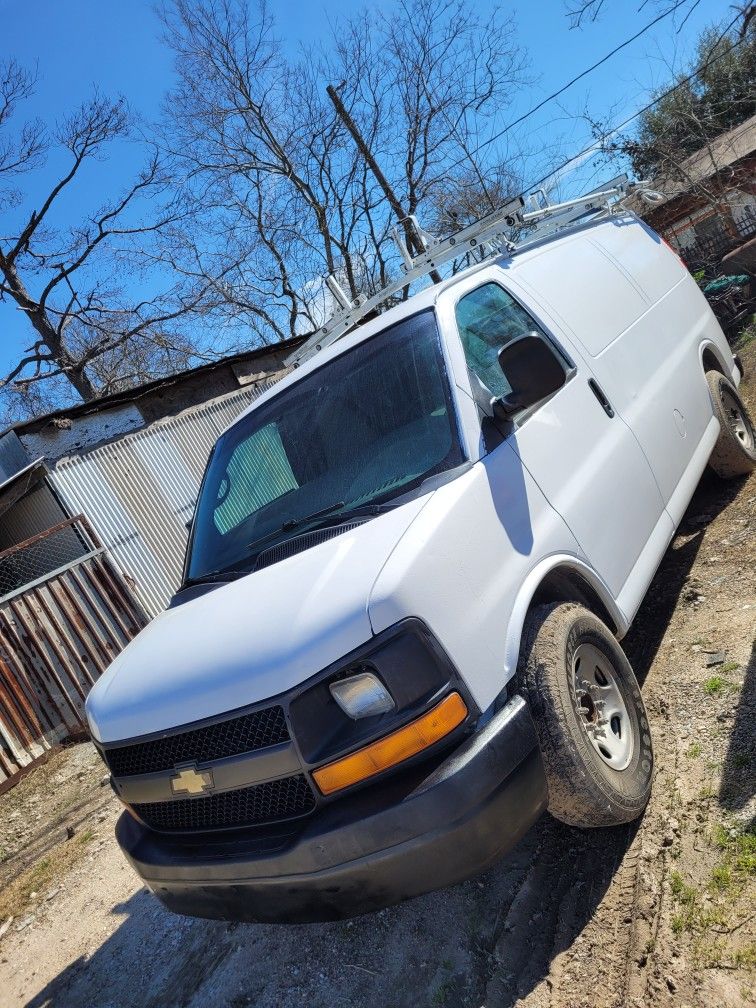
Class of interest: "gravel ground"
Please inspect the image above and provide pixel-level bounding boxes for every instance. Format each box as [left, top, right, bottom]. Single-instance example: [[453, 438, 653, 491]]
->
[[0, 344, 754, 1008]]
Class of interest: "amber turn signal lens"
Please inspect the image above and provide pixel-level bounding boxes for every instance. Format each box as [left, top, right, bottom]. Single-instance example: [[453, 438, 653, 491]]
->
[[312, 692, 468, 796]]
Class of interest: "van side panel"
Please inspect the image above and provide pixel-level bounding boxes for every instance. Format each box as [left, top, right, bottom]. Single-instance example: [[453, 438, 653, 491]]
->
[[505, 365, 669, 599], [368, 444, 585, 713]]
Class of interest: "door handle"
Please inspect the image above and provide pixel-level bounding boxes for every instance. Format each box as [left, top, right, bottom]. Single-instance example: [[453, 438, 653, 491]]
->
[[588, 379, 615, 418]]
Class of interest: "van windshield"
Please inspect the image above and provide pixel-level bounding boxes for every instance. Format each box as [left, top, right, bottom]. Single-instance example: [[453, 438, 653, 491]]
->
[[185, 310, 462, 583]]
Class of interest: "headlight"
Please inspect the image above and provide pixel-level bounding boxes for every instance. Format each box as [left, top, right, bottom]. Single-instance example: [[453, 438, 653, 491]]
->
[[288, 618, 475, 770], [329, 670, 396, 719]]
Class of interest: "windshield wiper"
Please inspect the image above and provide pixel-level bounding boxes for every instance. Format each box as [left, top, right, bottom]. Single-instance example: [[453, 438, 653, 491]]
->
[[337, 501, 399, 519], [246, 501, 346, 553], [244, 498, 408, 556], [181, 566, 251, 589]]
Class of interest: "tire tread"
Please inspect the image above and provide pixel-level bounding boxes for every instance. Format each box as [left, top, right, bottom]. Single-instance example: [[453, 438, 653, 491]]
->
[[519, 603, 653, 829], [706, 370, 756, 478]]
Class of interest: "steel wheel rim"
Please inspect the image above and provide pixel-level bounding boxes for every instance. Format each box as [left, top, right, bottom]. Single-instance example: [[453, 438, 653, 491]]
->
[[572, 643, 634, 771], [720, 386, 754, 452]]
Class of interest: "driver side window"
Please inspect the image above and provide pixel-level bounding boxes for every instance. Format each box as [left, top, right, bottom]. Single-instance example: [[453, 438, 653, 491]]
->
[[455, 282, 547, 399]]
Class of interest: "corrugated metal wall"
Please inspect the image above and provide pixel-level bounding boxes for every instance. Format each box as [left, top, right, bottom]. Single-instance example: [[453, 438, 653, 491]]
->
[[49, 383, 276, 617], [0, 516, 147, 789]]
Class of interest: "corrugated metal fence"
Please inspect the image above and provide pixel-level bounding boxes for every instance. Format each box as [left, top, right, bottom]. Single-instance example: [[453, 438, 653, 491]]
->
[[49, 383, 275, 617], [0, 516, 147, 789]]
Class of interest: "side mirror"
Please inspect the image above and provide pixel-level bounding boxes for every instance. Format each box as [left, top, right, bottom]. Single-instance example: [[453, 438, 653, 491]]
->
[[492, 333, 566, 420]]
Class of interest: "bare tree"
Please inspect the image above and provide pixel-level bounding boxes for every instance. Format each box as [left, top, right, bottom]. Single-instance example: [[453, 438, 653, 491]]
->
[[562, 1, 754, 31], [159, 0, 528, 342], [0, 68, 222, 410], [564, 1, 690, 30], [566, 0, 754, 33], [0, 62, 45, 194]]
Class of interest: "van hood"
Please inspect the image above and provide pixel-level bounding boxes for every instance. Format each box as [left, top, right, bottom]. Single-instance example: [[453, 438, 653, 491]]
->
[[86, 499, 430, 744]]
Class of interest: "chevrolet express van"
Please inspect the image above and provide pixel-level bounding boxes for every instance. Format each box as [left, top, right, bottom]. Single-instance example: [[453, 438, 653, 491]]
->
[[85, 205, 754, 923]]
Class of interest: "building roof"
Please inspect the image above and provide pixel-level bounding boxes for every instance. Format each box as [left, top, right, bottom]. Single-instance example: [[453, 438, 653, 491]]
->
[[2, 336, 304, 439], [681, 112, 756, 180], [628, 113, 756, 214]]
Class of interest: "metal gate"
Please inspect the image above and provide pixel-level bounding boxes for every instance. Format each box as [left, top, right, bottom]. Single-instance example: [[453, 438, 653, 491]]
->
[[0, 515, 147, 790]]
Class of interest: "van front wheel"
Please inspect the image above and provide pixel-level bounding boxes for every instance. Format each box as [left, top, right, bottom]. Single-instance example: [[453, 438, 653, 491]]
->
[[518, 603, 653, 828], [706, 370, 756, 478]]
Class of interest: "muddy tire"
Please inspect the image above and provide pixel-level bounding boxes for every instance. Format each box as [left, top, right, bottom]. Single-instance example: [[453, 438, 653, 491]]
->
[[706, 370, 756, 478], [518, 603, 653, 828]]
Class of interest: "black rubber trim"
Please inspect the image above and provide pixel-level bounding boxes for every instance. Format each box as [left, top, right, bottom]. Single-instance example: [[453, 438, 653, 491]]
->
[[115, 695, 546, 923], [734, 353, 745, 379]]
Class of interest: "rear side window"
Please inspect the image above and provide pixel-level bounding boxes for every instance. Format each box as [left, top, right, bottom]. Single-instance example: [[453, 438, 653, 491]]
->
[[455, 282, 556, 398]]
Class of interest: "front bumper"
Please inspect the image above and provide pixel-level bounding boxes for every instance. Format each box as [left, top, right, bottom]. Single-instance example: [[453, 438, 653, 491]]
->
[[116, 694, 547, 923]]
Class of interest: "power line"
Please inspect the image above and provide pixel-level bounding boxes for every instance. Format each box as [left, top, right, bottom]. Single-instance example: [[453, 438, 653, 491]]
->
[[511, 10, 747, 200], [447, 0, 696, 175]]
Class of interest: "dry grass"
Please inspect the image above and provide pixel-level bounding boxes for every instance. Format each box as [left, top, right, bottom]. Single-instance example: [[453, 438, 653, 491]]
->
[[0, 828, 95, 922]]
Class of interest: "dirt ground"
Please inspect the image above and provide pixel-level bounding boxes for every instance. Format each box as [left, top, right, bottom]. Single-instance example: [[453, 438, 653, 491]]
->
[[0, 346, 754, 1008]]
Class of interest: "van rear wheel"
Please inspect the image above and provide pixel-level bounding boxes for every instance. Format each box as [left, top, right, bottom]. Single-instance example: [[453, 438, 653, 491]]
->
[[518, 603, 653, 828], [706, 370, 756, 478]]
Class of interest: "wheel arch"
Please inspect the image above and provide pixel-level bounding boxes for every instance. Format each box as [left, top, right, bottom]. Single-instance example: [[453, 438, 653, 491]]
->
[[700, 340, 734, 381], [502, 555, 628, 691]]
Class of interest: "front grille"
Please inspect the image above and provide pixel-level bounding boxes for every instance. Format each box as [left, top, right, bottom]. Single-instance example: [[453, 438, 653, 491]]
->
[[132, 774, 316, 832], [105, 705, 290, 777]]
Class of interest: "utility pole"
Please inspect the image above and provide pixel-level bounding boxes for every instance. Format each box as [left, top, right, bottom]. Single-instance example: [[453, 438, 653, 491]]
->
[[326, 84, 442, 284]]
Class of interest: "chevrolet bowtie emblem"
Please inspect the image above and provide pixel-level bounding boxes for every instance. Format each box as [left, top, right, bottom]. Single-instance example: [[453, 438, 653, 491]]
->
[[170, 765, 214, 796]]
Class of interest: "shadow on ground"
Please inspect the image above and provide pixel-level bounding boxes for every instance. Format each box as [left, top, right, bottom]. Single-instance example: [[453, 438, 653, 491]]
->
[[622, 469, 744, 685], [24, 816, 640, 1008], [20, 472, 746, 1008], [719, 639, 755, 819]]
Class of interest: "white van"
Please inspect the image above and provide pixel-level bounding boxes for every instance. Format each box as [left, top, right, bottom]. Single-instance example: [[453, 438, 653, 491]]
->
[[85, 201, 754, 924]]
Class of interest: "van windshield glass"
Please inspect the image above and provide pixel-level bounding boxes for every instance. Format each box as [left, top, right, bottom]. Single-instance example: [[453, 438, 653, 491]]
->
[[186, 310, 461, 582]]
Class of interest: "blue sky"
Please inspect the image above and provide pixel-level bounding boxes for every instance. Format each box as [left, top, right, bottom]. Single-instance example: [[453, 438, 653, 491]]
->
[[0, 0, 735, 384]]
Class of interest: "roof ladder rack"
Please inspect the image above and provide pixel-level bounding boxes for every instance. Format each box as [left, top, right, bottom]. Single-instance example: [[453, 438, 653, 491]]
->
[[286, 178, 660, 368]]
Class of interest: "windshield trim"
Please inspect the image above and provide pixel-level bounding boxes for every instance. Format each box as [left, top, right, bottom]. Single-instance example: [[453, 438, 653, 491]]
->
[[181, 307, 464, 587]]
